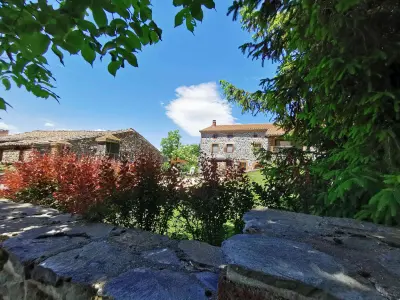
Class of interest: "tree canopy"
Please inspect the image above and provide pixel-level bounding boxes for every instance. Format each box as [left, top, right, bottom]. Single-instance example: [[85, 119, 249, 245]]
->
[[160, 130, 182, 160], [0, 0, 215, 109], [222, 0, 400, 224]]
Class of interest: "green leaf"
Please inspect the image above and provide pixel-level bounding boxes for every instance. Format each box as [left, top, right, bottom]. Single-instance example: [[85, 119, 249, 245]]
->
[[186, 15, 195, 32], [108, 60, 122, 76], [25, 33, 51, 57], [203, 0, 215, 9], [81, 42, 96, 65], [77, 20, 98, 35], [125, 53, 138, 67], [140, 6, 152, 22], [140, 25, 150, 45], [173, 0, 184, 6], [130, 22, 143, 36], [190, 4, 203, 21], [52, 45, 64, 65], [175, 9, 186, 27], [2, 78, 11, 90], [91, 6, 108, 27], [101, 41, 116, 54], [126, 31, 142, 49], [150, 31, 159, 43], [110, 18, 127, 30], [66, 30, 85, 49], [0, 98, 7, 110]]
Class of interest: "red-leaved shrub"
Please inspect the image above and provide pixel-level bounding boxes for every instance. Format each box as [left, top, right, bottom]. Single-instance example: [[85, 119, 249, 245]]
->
[[0, 150, 122, 213]]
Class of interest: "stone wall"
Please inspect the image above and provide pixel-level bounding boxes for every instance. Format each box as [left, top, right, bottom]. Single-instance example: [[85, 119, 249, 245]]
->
[[0, 199, 221, 300], [68, 130, 162, 161], [200, 132, 269, 170], [1, 150, 20, 164], [2, 199, 399, 300], [219, 208, 400, 300]]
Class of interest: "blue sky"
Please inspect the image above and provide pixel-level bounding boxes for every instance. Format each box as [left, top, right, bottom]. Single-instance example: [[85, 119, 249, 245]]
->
[[0, 0, 276, 147]]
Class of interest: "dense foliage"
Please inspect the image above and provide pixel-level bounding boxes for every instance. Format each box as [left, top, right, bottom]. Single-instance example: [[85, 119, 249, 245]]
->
[[178, 156, 254, 245], [160, 130, 182, 160], [222, 0, 400, 224], [160, 130, 200, 172], [1, 151, 252, 245], [0, 0, 215, 109]]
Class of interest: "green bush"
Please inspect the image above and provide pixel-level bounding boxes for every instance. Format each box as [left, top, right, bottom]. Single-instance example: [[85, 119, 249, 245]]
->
[[177, 156, 254, 246]]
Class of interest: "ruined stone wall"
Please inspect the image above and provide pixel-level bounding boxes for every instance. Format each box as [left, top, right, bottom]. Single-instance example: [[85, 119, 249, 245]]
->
[[200, 132, 269, 170]]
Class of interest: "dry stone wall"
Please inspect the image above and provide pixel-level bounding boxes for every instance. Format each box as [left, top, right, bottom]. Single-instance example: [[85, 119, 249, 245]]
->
[[0, 199, 221, 300], [219, 208, 400, 300], [2, 199, 400, 300]]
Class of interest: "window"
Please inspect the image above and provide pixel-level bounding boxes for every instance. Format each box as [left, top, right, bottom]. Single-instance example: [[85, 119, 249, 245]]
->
[[226, 144, 234, 153], [106, 142, 120, 158], [227, 134, 233, 139], [253, 133, 258, 137], [211, 144, 219, 154], [276, 140, 291, 147], [212, 134, 218, 138], [253, 143, 262, 150]]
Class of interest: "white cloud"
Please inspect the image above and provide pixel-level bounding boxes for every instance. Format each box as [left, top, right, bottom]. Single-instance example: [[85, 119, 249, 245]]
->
[[95, 129, 106, 131], [44, 122, 55, 127], [165, 82, 235, 136], [0, 122, 18, 133]]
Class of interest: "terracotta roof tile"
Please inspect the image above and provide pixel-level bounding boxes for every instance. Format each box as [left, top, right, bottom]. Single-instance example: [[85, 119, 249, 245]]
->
[[200, 123, 284, 136]]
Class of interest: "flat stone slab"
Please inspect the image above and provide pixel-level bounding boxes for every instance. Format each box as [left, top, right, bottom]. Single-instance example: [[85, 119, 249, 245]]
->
[[222, 234, 384, 299], [0, 199, 219, 300], [103, 268, 210, 300], [178, 240, 226, 268], [141, 248, 181, 265], [239, 208, 400, 299]]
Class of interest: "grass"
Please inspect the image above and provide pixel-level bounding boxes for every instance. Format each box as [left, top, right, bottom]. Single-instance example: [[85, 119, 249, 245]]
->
[[247, 169, 264, 186]]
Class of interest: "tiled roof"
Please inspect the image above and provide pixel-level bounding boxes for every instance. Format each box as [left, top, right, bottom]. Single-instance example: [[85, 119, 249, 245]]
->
[[0, 129, 134, 148], [200, 123, 285, 136]]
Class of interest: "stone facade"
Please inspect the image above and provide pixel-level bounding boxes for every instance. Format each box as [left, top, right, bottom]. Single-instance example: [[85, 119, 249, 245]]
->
[[1, 150, 20, 164], [199, 122, 289, 171], [0, 129, 161, 164], [200, 132, 270, 170]]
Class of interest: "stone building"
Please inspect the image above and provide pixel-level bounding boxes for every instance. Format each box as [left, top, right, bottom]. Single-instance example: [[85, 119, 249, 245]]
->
[[0, 128, 161, 164], [199, 120, 290, 171]]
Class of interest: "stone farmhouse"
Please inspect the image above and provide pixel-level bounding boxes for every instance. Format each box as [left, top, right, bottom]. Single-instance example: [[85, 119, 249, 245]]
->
[[0, 128, 161, 164], [199, 120, 291, 171]]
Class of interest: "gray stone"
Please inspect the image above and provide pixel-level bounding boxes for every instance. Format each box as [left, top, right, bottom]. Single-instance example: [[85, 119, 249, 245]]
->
[[178, 240, 226, 268], [36, 240, 141, 285], [195, 272, 219, 292], [110, 227, 173, 252], [222, 234, 384, 299], [379, 248, 400, 277], [0, 199, 223, 300], [141, 248, 180, 265], [102, 268, 210, 300], [241, 208, 400, 299]]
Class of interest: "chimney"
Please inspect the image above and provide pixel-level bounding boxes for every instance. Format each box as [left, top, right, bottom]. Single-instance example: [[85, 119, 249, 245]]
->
[[212, 120, 216, 127], [0, 130, 9, 136]]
